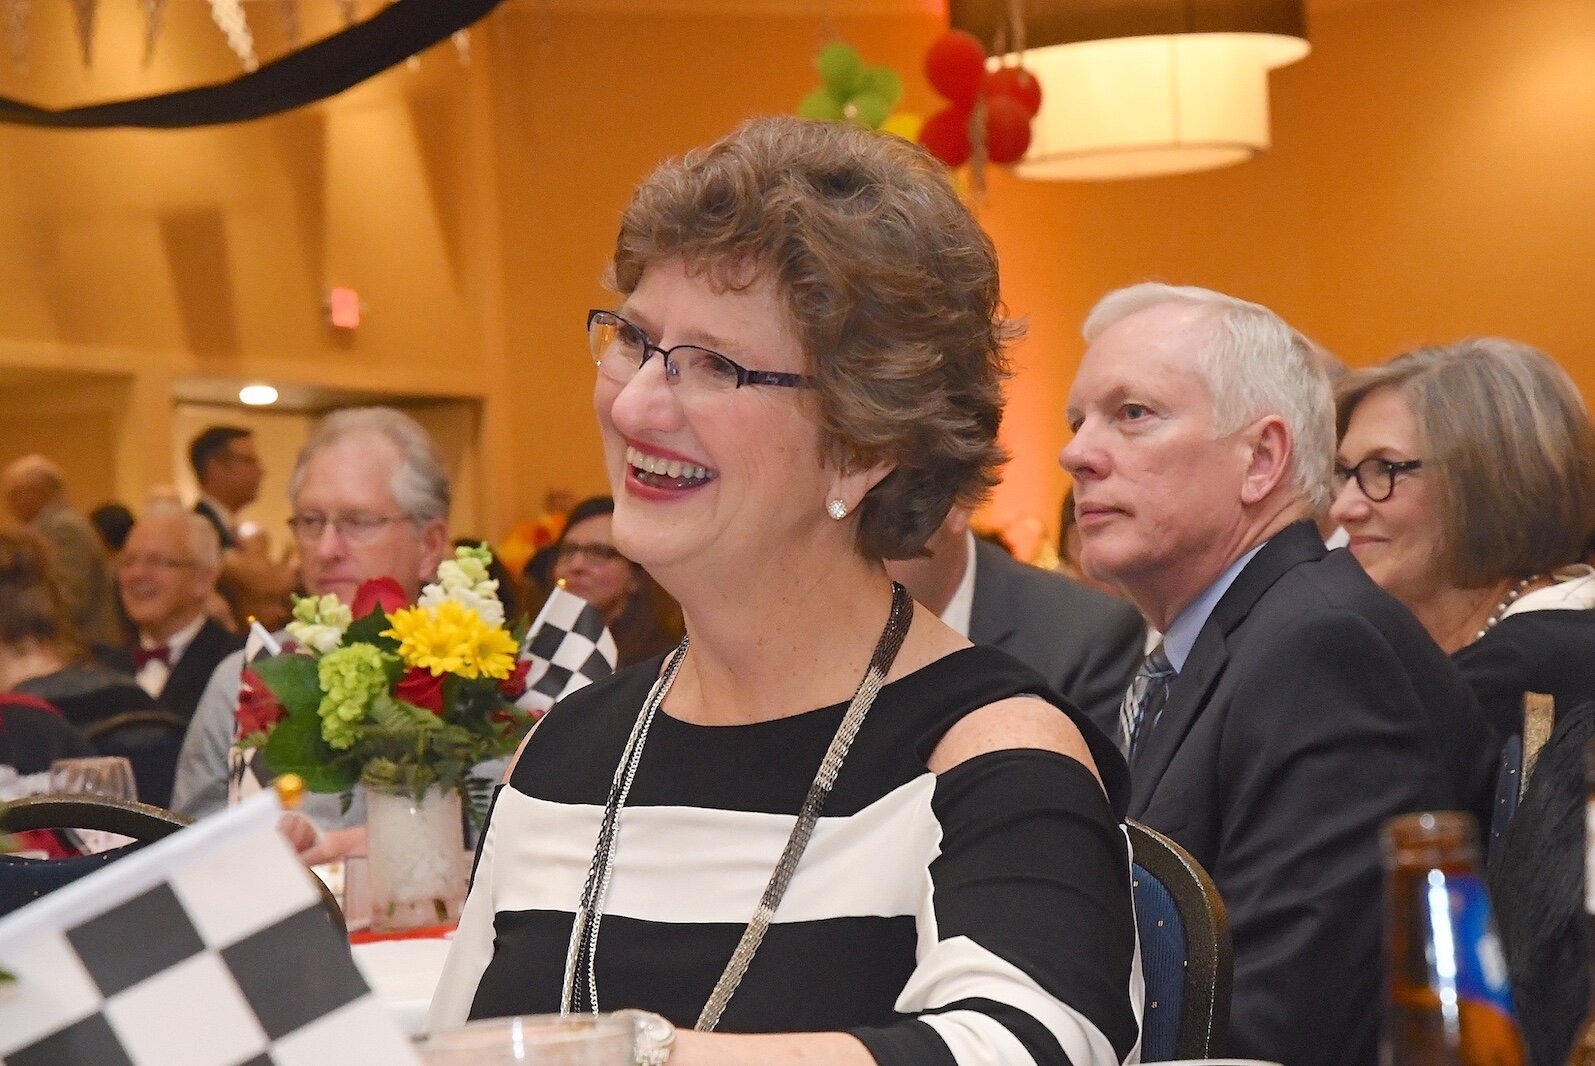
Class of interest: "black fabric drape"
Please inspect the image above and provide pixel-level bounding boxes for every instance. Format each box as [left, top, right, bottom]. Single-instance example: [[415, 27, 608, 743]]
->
[[0, 0, 504, 129]]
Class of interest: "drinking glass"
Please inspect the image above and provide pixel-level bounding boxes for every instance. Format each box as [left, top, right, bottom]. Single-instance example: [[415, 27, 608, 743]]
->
[[49, 756, 137, 801], [420, 1014, 634, 1065]]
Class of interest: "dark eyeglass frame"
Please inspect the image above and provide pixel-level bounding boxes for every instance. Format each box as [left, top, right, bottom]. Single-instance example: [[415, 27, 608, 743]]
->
[[1334, 456, 1424, 503], [286, 513, 410, 544], [555, 541, 628, 564], [587, 309, 810, 391]]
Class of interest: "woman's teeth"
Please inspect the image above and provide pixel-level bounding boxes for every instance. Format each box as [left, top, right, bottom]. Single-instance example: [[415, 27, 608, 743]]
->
[[626, 446, 714, 485]]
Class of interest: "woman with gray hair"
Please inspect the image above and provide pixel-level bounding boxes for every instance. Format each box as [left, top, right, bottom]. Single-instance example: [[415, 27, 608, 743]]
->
[[1330, 337, 1595, 735], [430, 116, 1139, 1066]]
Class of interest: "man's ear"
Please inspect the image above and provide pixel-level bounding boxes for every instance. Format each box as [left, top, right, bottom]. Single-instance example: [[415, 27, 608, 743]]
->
[[1240, 415, 1293, 505], [417, 519, 451, 582]]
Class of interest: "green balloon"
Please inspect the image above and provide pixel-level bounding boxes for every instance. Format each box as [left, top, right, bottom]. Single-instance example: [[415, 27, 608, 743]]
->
[[859, 67, 904, 110], [843, 91, 892, 130], [817, 42, 864, 96], [798, 87, 846, 122]]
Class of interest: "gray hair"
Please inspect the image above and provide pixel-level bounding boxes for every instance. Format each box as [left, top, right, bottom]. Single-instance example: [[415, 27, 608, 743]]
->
[[140, 501, 222, 571], [288, 407, 451, 523], [1084, 282, 1334, 514]]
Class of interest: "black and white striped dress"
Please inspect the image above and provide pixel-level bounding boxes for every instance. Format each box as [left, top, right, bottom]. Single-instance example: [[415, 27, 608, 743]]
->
[[429, 646, 1143, 1065]]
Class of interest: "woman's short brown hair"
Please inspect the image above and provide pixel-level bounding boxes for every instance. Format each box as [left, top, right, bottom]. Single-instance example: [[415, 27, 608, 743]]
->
[[1335, 338, 1595, 587], [609, 115, 1016, 560], [0, 528, 75, 649]]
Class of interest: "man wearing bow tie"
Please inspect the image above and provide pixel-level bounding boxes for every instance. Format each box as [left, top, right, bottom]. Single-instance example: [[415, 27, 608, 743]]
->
[[117, 507, 243, 721], [1061, 283, 1497, 1066]]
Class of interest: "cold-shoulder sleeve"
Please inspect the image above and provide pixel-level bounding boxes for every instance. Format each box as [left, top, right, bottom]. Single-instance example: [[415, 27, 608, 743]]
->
[[849, 750, 1142, 1066]]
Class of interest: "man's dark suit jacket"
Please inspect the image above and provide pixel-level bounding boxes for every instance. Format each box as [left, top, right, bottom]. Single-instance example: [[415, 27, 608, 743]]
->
[[968, 538, 1145, 736], [193, 499, 236, 550], [1130, 521, 1498, 1066], [159, 618, 244, 722]]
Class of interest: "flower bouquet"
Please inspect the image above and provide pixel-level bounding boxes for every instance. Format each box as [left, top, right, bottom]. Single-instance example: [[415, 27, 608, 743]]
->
[[237, 544, 538, 929]]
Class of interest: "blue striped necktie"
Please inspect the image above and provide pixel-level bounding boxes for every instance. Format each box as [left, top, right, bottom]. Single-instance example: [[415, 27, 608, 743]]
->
[[1118, 643, 1176, 760]]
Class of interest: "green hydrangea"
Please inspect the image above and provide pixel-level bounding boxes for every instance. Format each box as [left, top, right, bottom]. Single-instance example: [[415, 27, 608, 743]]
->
[[316, 644, 390, 750]]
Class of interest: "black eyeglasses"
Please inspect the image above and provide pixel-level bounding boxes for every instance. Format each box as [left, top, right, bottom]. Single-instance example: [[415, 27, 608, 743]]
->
[[1333, 457, 1424, 503], [556, 541, 627, 564], [587, 309, 810, 393]]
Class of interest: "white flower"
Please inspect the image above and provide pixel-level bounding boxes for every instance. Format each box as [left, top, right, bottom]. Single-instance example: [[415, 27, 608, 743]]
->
[[418, 583, 505, 629], [286, 593, 353, 654]]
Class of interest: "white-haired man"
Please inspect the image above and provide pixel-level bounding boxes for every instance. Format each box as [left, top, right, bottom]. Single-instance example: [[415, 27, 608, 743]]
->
[[1061, 283, 1497, 1066], [117, 507, 242, 721], [172, 407, 450, 863]]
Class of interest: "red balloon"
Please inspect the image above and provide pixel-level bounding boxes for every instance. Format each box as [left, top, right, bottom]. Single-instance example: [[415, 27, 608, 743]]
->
[[919, 105, 972, 168], [925, 30, 987, 106], [985, 66, 1043, 118], [984, 95, 1033, 165]]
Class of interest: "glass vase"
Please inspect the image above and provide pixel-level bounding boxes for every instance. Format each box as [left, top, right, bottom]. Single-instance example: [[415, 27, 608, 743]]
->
[[362, 782, 470, 933]]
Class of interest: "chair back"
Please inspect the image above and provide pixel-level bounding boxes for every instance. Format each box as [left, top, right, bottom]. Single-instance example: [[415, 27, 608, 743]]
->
[[0, 794, 346, 934], [0, 795, 188, 917], [82, 709, 190, 809], [1128, 819, 1232, 1061]]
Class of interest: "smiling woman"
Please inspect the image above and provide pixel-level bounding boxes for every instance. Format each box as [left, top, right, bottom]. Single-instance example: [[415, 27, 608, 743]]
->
[[428, 116, 1140, 1066], [1331, 338, 1595, 734]]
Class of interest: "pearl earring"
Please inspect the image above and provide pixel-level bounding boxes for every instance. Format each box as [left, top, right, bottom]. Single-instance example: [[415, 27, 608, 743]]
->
[[826, 498, 849, 521]]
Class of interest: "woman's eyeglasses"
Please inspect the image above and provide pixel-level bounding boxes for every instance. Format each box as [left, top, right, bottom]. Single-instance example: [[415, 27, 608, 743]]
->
[[1333, 457, 1424, 503], [556, 541, 627, 564], [587, 309, 810, 393]]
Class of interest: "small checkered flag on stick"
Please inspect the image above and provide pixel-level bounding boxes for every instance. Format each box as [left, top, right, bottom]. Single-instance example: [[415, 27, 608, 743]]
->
[[515, 584, 619, 715], [0, 784, 421, 1066], [227, 619, 282, 806]]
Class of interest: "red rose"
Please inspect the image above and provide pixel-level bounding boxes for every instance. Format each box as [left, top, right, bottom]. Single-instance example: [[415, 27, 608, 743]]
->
[[395, 666, 445, 715], [499, 659, 532, 701], [236, 668, 287, 735], [352, 577, 409, 618]]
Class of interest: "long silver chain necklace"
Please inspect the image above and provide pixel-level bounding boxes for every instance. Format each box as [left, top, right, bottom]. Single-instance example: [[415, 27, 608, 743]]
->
[[560, 582, 914, 1031]]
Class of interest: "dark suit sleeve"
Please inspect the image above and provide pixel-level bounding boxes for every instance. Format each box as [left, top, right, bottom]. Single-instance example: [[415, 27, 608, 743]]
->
[[1058, 601, 1145, 742], [1215, 609, 1444, 1066]]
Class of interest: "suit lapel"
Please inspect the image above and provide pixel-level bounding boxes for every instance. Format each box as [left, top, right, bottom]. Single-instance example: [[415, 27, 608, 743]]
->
[[967, 540, 1018, 647], [1127, 522, 1328, 817]]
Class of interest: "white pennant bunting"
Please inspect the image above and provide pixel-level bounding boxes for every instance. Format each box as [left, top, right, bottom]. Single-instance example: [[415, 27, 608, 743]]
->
[[208, 0, 257, 72], [275, 0, 299, 50], [68, 0, 95, 67], [452, 27, 470, 65], [3, 0, 28, 72], [139, 0, 166, 66], [335, 0, 358, 27]]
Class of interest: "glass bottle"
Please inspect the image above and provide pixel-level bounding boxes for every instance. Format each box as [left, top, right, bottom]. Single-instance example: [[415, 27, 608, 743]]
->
[[1563, 740, 1595, 1065], [1382, 811, 1525, 1066]]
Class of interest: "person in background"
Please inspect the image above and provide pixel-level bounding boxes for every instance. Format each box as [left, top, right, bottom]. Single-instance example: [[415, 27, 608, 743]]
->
[[89, 502, 135, 557], [1, 455, 123, 654], [171, 407, 450, 864], [1061, 281, 1496, 1066], [541, 495, 682, 666], [431, 116, 1137, 1065], [887, 504, 1144, 739], [116, 506, 243, 721], [1331, 338, 1595, 737], [188, 426, 263, 550], [0, 528, 172, 798]]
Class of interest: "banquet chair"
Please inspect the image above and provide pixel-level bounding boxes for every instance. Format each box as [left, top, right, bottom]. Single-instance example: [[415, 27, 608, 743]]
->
[[1128, 819, 1232, 1062], [82, 709, 191, 809], [0, 795, 345, 935]]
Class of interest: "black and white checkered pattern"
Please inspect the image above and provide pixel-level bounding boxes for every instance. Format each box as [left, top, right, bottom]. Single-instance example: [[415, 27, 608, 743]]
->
[[516, 586, 620, 714], [0, 794, 419, 1066]]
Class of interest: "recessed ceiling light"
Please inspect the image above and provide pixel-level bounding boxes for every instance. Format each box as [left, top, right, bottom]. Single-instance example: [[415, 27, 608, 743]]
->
[[239, 384, 279, 406]]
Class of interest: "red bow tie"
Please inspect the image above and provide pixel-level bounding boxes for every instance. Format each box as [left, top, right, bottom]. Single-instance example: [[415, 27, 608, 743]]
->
[[133, 645, 170, 669]]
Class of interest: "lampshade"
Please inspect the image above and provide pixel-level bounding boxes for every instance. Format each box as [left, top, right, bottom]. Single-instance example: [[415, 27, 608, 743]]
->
[[948, 0, 1310, 180]]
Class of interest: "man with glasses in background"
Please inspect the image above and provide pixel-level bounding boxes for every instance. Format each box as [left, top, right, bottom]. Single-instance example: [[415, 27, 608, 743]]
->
[[117, 506, 242, 722], [1060, 282, 1495, 1066], [172, 407, 450, 864]]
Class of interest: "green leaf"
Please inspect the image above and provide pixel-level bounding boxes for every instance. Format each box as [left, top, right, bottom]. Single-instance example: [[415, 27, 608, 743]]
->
[[344, 608, 400, 652], [264, 709, 357, 793], [252, 654, 322, 718]]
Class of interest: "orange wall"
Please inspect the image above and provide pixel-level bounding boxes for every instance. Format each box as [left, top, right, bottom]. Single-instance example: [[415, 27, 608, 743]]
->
[[0, 0, 1589, 550]]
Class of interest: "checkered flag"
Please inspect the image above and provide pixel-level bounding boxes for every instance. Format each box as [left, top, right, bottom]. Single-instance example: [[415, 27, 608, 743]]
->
[[515, 585, 619, 715], [0, 790, 420, 1066]]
